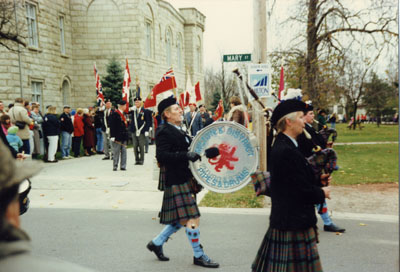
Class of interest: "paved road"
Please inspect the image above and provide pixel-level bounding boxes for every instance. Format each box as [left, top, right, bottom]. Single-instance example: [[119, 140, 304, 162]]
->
[[22, 143, 399, 271], [22, 208, 398, 272]]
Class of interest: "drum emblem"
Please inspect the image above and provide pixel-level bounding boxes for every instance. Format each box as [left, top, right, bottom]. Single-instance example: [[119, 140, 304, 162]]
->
[[208, 142, 239, 172]]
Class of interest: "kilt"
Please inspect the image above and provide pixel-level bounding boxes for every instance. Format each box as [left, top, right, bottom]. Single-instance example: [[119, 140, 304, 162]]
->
[[252, 227, 322, 272], [159, 182, 200, 225]]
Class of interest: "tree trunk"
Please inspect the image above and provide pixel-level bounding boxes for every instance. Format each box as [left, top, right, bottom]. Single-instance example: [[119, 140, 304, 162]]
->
[[306, 0, 319, 104], [352, 103, 357, 130]]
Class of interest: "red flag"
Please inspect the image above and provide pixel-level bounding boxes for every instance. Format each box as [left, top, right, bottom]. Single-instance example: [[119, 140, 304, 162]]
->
[[194, 82, 202, 102], [122, 59, 131, 113], [278, 65, 284, 100], [94, 64, 104, 106], [144, 68, 177, 109], [213, 99, 224, 121], [179, 91, 190, 109]]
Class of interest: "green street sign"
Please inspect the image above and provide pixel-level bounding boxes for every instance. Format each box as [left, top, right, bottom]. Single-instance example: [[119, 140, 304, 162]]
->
[[223, 54, 252, 62]]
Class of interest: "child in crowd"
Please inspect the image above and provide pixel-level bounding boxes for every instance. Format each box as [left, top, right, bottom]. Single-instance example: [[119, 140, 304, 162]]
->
[[6, 126, 23, 152]]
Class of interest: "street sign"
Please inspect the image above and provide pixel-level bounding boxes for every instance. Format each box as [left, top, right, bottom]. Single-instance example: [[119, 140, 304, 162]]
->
[[223, 54, 251, 62], [248, 63, 271, 99]]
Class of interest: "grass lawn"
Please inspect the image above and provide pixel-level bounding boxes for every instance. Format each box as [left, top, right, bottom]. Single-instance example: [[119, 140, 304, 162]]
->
[[199, 184, 264, 208], [332, 143, 398, 185], [334, 123, 398, 143]]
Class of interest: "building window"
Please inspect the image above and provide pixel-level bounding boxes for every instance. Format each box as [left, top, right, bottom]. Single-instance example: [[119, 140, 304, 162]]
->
[[166, 30, 172, 66], [26, 3, 38, 47], [59, 16, 65, 54], [62, 80, 70, 105], [146, 21, 152, 58], [177, 36, 182, 70], [31, 82, 42, 106]]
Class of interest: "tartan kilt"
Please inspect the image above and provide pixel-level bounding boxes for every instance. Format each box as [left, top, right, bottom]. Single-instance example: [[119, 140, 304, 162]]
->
[[159, 182, 200, 224], [252, 227, 323, 272]]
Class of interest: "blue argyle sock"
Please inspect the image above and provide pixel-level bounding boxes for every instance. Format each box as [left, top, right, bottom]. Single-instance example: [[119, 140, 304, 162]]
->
[[186, 227, 204, 258], [317, 202, 333, 225], [152, 222, 183, 246]]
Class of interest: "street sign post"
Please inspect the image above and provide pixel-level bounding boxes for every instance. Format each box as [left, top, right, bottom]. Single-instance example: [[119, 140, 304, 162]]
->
[[223, 54, 252, 62]]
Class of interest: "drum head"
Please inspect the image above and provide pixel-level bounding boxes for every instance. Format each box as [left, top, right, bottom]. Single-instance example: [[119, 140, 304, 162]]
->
[[189, 121, 259, 193]]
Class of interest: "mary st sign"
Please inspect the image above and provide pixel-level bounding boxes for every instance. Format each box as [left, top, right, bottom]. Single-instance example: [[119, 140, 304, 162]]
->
[[223, 54, 252, 62]]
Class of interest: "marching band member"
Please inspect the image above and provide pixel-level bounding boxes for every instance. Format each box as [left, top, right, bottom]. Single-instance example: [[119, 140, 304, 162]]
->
[[297, 104, 345, 233], [252, 99, 330, 272], [146, 96, 219, 268]]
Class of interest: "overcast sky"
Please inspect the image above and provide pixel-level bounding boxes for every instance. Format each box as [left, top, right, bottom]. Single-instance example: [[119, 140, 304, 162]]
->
[[168, 0, 397, 76], [168, 0, 300, 70]]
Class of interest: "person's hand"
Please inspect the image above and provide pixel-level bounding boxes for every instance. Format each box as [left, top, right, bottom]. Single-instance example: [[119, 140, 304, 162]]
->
[[326, 141, 333, 148], [16, 153, 27, 161], [187, 152, 201, 162], [145, 131, 149, 137], [322, 186, 331, 199], [320, 173, 331, 186], [110, 137, 115, 142]]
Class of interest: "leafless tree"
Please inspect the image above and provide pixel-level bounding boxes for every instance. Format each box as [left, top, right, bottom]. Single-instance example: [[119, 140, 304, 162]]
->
[[0, 0, 26, 51], [290, 0, 398, 107]]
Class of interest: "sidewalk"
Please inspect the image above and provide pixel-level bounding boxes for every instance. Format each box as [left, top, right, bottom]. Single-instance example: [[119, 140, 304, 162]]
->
[[29, 144, 398, 223]]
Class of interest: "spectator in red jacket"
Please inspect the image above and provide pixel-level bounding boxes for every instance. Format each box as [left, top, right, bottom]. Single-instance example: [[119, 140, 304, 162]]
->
[[72, 108, 84, 157]]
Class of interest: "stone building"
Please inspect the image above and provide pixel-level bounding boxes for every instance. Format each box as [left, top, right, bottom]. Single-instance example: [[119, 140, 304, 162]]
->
[[0, 0, 205, 110]]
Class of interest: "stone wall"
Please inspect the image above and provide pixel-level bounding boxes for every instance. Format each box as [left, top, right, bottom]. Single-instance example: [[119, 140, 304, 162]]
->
[[0, 0, 205, 110]]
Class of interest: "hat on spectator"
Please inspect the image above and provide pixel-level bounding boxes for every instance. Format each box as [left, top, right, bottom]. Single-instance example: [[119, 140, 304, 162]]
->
[[0, 140, 42, 192]]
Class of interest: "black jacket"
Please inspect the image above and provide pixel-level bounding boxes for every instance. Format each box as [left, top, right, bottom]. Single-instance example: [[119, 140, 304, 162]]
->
[[269, 133, 325, 231], [155, 123, 192, 187], [129, 108, 152, 134], [109, 110, 128, 142], [297, 124, 326, 158], [59, 112, 74, 133], [42, 114, 61, 137], [94, 111, 106, 131]]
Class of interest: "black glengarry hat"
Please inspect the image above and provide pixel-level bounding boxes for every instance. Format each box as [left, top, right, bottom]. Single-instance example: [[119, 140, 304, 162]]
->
[[271, 99, 307, 127], [158, 96, 177, 114], [117, 100, 127, 106]]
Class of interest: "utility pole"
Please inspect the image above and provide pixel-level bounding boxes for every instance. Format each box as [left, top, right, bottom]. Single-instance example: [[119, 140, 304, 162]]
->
[[253, 0, 267, 171]]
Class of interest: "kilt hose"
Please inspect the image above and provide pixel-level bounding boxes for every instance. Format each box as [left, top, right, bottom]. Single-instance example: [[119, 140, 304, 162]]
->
[[252, 227, 322, 272], [160, 182, 200, 225]]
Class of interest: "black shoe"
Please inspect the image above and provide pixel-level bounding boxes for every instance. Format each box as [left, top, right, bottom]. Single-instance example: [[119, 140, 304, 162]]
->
[[113, 168, 117, 171], [135, 161, 139, 165], [324, 223, 345, 233], [139, 161, 144, 165], [120, 168, 126, 171], [194, 255, 219, 268], [146, 241, 169, 261], [102, 156, 110, 160]]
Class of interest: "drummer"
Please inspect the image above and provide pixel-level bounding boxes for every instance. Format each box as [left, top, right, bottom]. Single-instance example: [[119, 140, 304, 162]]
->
[[146, 96, 219, 268], [252, 99, 331, 272]]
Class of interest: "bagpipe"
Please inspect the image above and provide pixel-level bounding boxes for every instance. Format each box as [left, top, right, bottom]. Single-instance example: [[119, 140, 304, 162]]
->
[[233, 68, 339, 197]]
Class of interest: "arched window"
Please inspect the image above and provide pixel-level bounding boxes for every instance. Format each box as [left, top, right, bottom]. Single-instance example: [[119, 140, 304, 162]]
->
[[144, 4, 154, 58], [62, 80, 70, 105], [166, 29, 172, 66], [177, 34, 182, 70]]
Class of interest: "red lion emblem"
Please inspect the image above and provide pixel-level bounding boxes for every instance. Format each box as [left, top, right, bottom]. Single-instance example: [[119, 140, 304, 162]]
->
[[208, 142, 239, 172]]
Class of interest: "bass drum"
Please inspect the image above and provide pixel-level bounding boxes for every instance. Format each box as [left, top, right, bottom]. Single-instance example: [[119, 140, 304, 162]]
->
[[189, 121, 259, 193]]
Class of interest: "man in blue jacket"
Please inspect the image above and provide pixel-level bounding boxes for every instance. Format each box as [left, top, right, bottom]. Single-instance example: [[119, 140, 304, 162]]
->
[[184, 103, 203, 137]]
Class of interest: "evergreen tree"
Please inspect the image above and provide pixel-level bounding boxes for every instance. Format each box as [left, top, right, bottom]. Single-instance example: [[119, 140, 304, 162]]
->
[[102, 57, 124, 106]]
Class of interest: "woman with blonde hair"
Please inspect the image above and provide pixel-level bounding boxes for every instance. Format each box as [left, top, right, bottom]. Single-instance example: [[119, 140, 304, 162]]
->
[[42, 106, 60, 162]]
